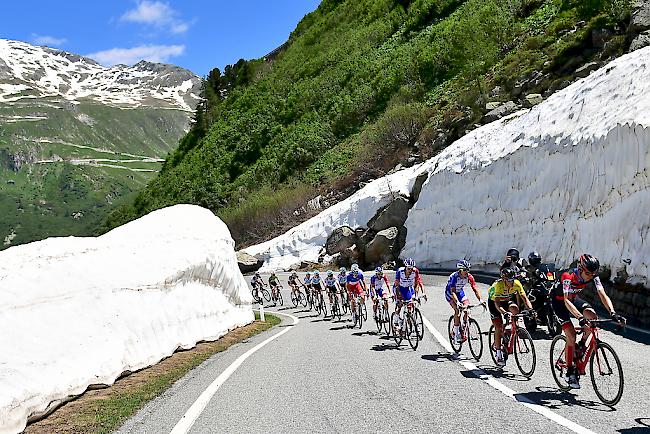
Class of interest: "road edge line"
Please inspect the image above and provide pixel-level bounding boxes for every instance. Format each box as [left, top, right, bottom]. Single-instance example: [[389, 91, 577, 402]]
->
[[421, 316, 597, 434], [169, 311, 299, 434]]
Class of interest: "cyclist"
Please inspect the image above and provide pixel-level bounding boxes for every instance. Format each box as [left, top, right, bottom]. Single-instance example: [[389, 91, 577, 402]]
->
[[324, 270, 340, 307], [370, 267, 390, 321], [392, 258, 422, 329], [488, 267, 534, 367], [268, 271, 281, 305], [250, 271, 265, 301], [288, 271, 304, 298], [338, 267, 349, 306], [311, 270, 324, 305], [346, 264, 367, 322], [551, 254, 625, 389], [303, 272, 313, 304], [446, 260, 485, 344]]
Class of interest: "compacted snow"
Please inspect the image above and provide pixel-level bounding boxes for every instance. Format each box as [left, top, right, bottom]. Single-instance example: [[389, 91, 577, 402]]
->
[[0, 205, 253, 434], [246, 47, 650, 283]]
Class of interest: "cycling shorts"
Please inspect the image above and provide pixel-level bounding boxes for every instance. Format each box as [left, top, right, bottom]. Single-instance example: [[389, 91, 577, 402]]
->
[[445, 289, 468, 305], [347, 282, 364, 296], [488, 297, 517, 320], [551, 296, 592, 325], [326, 285, 338, 294], [373, 287, 390, 298], [397, 285, 414, 302]]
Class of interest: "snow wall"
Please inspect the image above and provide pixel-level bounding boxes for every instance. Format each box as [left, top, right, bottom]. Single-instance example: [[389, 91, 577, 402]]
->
[[246, 46, 650, 284], [403, 46, 650, 284], [0, 204, 253, 434]]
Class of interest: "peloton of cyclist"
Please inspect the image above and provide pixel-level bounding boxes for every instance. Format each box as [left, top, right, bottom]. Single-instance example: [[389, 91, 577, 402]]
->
[[551, 254, 625, 389], [370, 267, 391, 321], [347, 264, 367, 322], [392, 258, 422, 328], [446, 260, 485, 344], [324, 270, 340, 306], [488, 267, 534, 367]]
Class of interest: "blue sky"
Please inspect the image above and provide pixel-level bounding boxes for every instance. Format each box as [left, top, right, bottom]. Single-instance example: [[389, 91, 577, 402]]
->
[[1, 1, 321, 76]]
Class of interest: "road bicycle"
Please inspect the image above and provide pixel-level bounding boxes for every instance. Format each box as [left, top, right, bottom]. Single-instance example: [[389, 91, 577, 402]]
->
[[352, 294, 367, 329], [373, 296, 391, 335], [329, 289, 343, 321], [414, 294, 427, 340], [290, 286, 307, 308], [488, 310, 537, 377], [251, 283, 271, 304], [270, 285, 284, 306], [340, 289, 350, 314], [550, 318, 624, 406], [447, 302, 485, 361], [391, 298, 420, 350], [315, 289, 328, 317]]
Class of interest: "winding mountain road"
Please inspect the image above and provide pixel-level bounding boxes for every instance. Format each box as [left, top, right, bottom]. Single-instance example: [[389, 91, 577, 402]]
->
[[117, 273, 650, 434]]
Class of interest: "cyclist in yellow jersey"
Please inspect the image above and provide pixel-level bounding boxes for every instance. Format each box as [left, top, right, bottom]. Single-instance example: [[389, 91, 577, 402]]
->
[[488, 267, 534, 366]]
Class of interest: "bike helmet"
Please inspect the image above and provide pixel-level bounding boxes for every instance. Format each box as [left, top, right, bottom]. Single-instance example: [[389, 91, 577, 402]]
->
[[528, 251, 542, 266], [313, 270, 320, 276], [339, 267, 346, 273], [327, 270, 334, 276], [351, 264, 359, 272], [506, 248, 520, 260], [579, 254, 600, 274], [404, 257, 416, 268], [305, 272, 311, 276], [254, 271, 260, 276], [292, 271, 297, 276], [456, 259, 471, 271], [501, 267, 516, 281], [375, 266, 383, 274]]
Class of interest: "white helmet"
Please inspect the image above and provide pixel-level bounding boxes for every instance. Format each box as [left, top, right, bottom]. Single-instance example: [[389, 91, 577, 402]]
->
[[351, 264, 359, 272]]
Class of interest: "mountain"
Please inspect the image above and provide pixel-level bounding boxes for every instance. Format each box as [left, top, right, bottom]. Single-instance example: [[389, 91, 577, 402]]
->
[[103, 0, 636, 248], [0, 39, 202, 248]]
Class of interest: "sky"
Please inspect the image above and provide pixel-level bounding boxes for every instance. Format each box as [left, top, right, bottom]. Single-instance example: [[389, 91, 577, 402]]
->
[[1, 0, 321, 76]]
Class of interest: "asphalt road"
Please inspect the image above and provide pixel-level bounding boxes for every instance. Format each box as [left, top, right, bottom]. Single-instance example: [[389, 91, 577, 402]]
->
[[116, 273, 650, 434]]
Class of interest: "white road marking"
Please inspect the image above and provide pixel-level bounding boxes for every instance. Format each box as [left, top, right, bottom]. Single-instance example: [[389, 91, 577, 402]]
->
[[421, 316, 597, 434], [169, 311, 299, 434]]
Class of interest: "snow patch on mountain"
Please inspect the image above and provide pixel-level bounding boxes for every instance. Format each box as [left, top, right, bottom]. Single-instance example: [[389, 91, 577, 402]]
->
[[0, 205, 253, 434], [0, 39, 201, 111]]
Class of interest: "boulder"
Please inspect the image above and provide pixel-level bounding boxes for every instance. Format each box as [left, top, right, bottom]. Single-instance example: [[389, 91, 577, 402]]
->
[[484, 101, 519, 122], [325, 226, 357, 255], [524, 93, 543, 107], [236, 250, 263, 274], [336, 246, 361, 267], [574, 62, 600, 78], [367, 196, 411, 232], [410, 172, 429, 204], [630, 30, 650, 51], [364, 227, 399, 265], [630, 0, 650, 33], [485, 101, 501, 111]]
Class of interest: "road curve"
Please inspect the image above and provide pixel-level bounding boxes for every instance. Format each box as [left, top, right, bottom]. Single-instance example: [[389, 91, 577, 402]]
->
[[116, 273, 650, 434]]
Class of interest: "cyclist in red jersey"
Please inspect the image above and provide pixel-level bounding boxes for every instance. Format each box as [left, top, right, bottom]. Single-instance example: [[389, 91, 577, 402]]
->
[[551, 254, 625, 388]]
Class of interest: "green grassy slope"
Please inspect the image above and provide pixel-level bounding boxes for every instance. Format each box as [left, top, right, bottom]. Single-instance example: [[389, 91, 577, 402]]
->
[[104, 0, 631, 246]]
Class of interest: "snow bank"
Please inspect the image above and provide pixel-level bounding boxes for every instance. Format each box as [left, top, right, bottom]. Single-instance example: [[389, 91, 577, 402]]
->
[[403, 46, 650, 283], [245, 166, 428, 271], [0, 205, 253, 434]]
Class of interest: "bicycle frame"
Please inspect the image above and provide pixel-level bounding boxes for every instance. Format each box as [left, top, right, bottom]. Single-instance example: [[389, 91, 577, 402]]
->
[[501, 312, 532, 354], [556, 320, 608, 375]]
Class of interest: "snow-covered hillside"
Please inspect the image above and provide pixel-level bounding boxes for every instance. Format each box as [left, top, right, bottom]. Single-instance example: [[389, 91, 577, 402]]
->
[[0, 39, 201, 110], [245, 46, 650, 284], [0, 205, 253, 434]]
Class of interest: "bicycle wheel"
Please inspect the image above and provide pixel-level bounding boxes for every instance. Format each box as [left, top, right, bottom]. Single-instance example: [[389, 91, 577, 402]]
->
[[374, 305, 383, 333], [414, 308, 424, 340], [381, 306, 390, 335], [590, 341, 624, 406], [362, 302, 368, 321], [488, 324, 498, 365], [391, 313, 402, 346], [277, 291, 283, 306], [514, 326, 536, 378], [321, 296, 328, 317], [291, 291, 298, 307], [406, 314, 419, 350], [341, 296, 349, 314], [550, 334, 571, 391], [261, 288, 271, 302], [546, 306, 560, 337], [299, 292, 307, 307], [448, 316, 462, 353], [357, 303, 363, 328], [468, 318, 483, 361], [334, 299, 341, 321]]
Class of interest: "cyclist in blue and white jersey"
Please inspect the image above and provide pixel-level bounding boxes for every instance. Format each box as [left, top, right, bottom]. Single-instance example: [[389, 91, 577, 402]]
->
[[370, 267, 391, 321], [346, 264, 367, 319], [311, 270, 324, 301], [324, 270, 340, 306], [392, 258, 423, 327], [446, 260, 485, 344]]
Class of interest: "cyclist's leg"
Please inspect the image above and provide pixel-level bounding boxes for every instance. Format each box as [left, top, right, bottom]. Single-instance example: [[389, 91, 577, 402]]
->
[[488, 299, 504, 347], [553, 297, 577, 367], [575, 298, 595, 343], [447, 291, 461, 326]]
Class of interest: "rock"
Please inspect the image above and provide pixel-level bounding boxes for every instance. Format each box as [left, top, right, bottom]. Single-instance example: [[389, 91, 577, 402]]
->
[[574, 62, 600, 78], [410, 172, 429, 204], [592, 28, 613, 48], [337, 246, 361, 267], [489, 86, 502, 97], [364, 227, 399, 266], [325, 226, 357, 255], [630, 0, 650, 33], [396, 226, 408, 256], [484, 101, 519, 122], [367, 196, 411, 232], [485, 101, 501, 111], [357, 228, 377, 250], [630, 30, 650, 51], [236, 251, 263, 274], [524, 93, 543, 107]]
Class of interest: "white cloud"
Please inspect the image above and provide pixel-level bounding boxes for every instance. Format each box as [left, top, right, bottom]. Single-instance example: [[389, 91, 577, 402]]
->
[[32, 34, 67, 47], [86, 44, 185, 66], [120, 1, 191, 34]]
